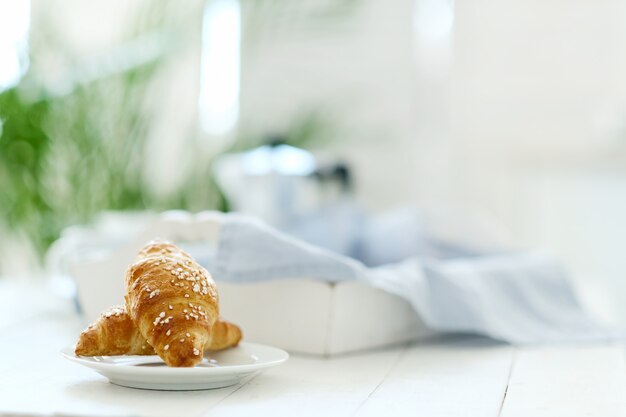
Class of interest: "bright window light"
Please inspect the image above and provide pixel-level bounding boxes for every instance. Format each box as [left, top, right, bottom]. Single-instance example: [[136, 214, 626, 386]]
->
[[0, 0, 30, 91], [199, 0, 241, 137], [414, 0, 454, 40]]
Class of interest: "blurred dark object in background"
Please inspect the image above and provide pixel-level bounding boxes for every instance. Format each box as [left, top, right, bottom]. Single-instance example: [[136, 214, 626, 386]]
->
[[214, 137, 358, 255]]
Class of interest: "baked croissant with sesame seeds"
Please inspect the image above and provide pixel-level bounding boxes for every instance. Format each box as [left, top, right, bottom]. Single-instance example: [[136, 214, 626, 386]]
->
[[75, 305, 155, 356], [75, 305, 242, 357], [124, 240, 222, 367]]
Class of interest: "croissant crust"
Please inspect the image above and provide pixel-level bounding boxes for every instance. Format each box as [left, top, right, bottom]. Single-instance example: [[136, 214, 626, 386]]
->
[[124, 241, 220, 367], [75, 305, 242, 357]]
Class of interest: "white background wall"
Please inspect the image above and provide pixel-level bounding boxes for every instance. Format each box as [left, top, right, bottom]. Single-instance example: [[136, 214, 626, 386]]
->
[[448, 0, 626, 316]]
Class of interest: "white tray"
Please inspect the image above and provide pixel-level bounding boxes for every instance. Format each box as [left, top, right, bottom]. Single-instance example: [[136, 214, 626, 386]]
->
[[59, 211, 430, 355]]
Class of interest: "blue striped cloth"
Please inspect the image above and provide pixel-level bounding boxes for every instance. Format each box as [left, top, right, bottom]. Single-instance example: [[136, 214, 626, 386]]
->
[[202, 214, 615, 344]]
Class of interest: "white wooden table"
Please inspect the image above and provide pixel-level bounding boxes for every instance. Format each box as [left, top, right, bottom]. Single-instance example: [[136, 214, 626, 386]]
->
[[1, 283, 625, 417]]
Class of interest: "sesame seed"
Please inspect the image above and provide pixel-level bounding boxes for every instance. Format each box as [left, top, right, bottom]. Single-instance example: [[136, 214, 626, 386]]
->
[[180, 338, 185, 342], [193, 348, 199, 356], [186, 333, 190, 337], [184, 294, 189, 298], [159, 312, 165, 318], [164, 344, 169, 351], [166, 329, 171, 336]]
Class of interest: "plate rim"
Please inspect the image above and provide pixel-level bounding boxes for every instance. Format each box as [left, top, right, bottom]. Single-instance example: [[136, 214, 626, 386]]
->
[[62, 341, 289, 375]]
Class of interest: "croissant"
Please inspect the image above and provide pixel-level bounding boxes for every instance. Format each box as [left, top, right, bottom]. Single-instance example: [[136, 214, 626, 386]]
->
[[125, 241, 221, 367], [75, 306, 154, 356], [75, 305, 242, 357]]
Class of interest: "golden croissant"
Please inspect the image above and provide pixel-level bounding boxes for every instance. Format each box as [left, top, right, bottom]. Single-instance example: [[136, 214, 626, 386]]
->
[[124, 241, 221, 367], [75, 305, 242, 356], [75, 240, 242, 367]]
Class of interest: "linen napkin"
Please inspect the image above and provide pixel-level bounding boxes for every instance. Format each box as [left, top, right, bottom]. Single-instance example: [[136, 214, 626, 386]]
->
[[206, 214, 615, 344]]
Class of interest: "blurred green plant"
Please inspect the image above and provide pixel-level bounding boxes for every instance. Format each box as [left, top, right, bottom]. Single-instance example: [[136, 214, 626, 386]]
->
[[0, 1, 217, 257], [0, 88, 55, 251]]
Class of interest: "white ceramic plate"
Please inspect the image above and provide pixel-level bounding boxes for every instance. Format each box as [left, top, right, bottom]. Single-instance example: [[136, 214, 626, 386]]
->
[[62, 342, 289, 391]]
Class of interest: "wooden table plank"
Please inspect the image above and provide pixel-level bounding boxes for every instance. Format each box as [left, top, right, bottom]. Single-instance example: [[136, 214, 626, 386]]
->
[[202, 344, 410, 417], [500, 345, 626, 417], [354, 336, 514, 417]]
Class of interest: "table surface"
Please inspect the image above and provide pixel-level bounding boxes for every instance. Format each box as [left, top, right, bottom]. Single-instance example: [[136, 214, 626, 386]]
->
[[1, 284, 625, 417]]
